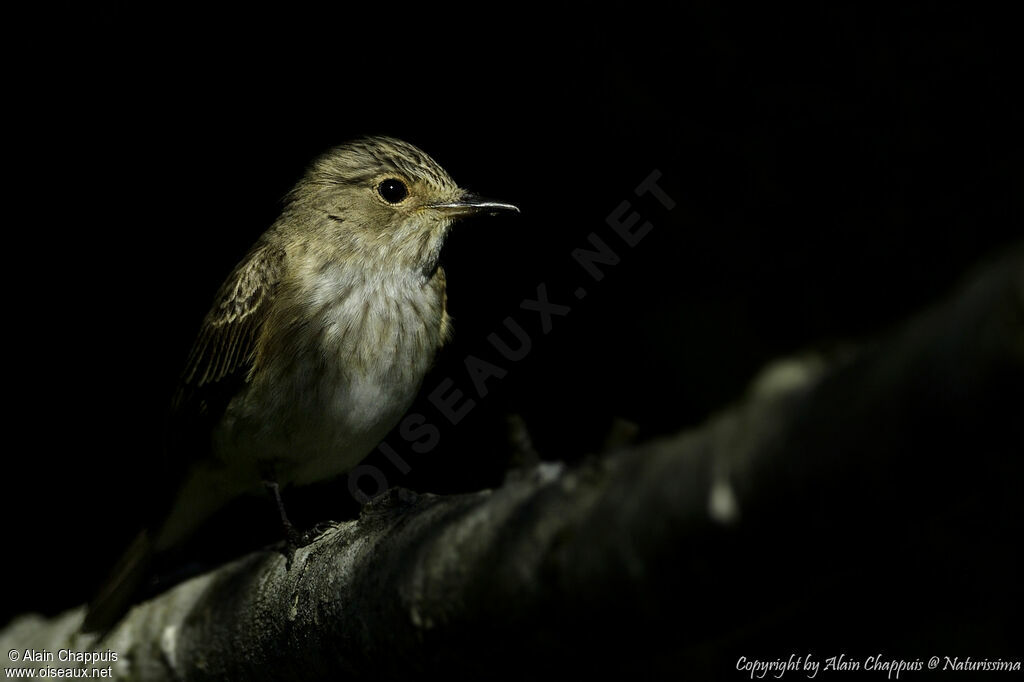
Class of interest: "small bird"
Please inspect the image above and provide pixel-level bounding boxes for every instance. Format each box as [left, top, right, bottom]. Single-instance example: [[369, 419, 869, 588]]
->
[[83, 136, 518, 632]]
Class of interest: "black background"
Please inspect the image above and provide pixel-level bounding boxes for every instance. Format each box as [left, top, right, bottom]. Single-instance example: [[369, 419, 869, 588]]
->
[[5, 2, 1021, 669]]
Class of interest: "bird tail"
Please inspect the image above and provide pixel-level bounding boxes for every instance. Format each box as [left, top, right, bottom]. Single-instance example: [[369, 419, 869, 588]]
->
[[81, 530, 154, 635]]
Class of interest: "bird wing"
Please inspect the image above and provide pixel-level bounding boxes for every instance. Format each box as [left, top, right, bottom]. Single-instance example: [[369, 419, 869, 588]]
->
[[170, 241, 286, 436], [180, 242, 286, 390]]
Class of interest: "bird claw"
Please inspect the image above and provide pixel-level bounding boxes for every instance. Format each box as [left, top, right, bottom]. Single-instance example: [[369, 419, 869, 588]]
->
[[278, 520, 337, 570], [303, 520, 338, 543]]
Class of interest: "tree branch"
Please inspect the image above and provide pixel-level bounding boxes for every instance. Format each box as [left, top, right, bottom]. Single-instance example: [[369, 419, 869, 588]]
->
[[4, 246, 1021, 681]]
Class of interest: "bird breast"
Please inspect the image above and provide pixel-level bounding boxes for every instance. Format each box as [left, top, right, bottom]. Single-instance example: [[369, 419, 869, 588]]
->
[[313, 268, 445, 404], [217, 264, 446, 486]]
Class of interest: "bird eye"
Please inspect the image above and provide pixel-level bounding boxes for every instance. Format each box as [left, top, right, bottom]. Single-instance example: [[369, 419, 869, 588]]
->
[[377, 178, 409, 204]]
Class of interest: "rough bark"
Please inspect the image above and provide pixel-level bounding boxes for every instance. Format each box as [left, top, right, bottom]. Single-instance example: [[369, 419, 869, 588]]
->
[[3, 246, 1021, 680]]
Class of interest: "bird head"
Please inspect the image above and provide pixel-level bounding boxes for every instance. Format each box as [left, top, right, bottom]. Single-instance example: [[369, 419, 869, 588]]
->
[[284, 136, 518, 276]]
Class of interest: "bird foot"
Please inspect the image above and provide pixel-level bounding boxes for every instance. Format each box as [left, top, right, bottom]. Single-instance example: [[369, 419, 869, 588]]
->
[[277, 520, 337, 570], [301, 519, 338, 544]]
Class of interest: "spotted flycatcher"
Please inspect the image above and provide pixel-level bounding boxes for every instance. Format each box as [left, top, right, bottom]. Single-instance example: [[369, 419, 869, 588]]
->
[[83, 136, 518, 631]]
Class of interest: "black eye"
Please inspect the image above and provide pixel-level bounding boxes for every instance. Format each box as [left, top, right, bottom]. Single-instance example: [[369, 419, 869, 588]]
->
[[377, 178, 409, 204]]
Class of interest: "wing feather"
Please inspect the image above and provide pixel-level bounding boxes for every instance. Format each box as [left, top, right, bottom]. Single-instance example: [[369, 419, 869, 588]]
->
[[173, 243, 285, 418]]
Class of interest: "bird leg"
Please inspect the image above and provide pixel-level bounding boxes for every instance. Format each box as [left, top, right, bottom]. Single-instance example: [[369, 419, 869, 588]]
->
[[264, 480, 301, 569]]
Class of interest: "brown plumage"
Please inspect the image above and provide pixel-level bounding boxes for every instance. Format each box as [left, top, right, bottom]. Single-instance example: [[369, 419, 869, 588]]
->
[[82, 137, 517, 633]]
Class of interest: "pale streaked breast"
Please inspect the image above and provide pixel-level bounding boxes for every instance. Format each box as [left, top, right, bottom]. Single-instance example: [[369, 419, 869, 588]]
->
[[214, 265, 446, 487]]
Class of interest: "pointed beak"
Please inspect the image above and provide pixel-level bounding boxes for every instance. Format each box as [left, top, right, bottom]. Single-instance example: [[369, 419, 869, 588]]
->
[[427, 192, 520, 217]]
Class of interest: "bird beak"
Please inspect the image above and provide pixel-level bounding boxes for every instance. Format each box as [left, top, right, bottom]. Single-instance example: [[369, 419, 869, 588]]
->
[[427, 192, 520, 217]]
